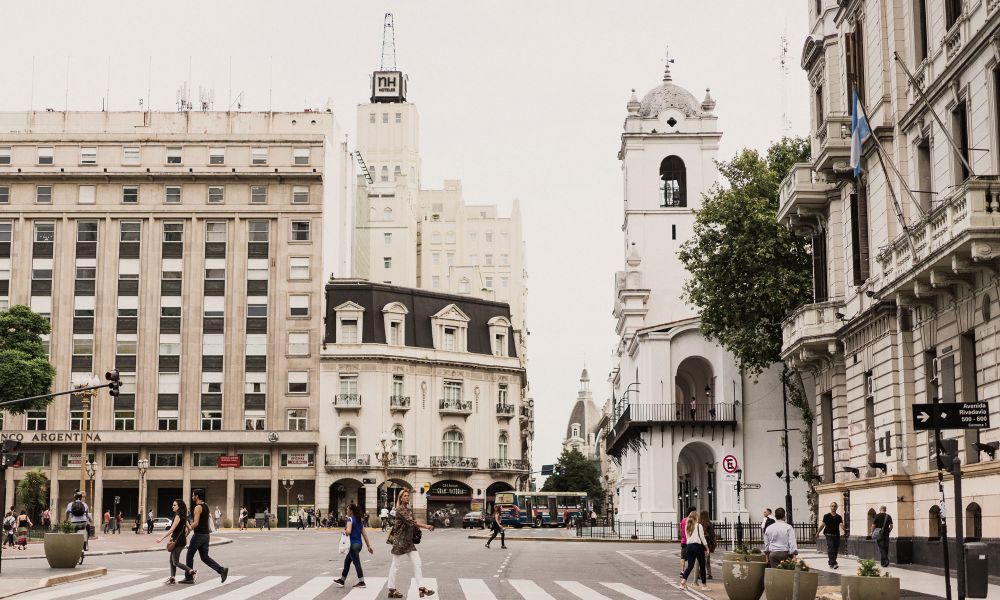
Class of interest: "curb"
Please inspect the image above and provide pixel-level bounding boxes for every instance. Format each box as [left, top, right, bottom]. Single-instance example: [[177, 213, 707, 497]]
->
[[41, 567, 108, 587], [466, 534, 673, 543], [6, 537, 233, 560]]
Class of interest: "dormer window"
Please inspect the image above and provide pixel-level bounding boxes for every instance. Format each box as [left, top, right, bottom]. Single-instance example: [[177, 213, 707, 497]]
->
[[382, 301, 408, 346], [488, 316, 512, 358], [431, 304, 470, 352], [572, 424, 581, 438], [659, 155, 686, 207], [341, 320, 358, 343], [443, 327, 457, 351], [334, 301, 365, 344]]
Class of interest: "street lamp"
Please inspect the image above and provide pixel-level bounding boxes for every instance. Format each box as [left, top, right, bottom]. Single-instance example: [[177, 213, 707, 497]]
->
[[630, 486, 637, 500], [375, 432, 399, 514], [135, 458, 148, 534], [74, 374, 101, 498], [281, 479, 295, 527], [85, 460, 98, 538]]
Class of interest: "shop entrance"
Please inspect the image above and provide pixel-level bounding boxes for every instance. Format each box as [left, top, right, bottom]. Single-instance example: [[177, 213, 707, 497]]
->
[[102, 487, 139, 519], [243, 487, 271, 516]]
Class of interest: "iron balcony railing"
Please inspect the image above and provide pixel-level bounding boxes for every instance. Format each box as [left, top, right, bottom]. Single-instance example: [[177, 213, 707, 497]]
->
[[489, 458, 529, 471], [429, 456, 478, 470], [333, 394, 362, 408], [389, 395, 411, 410], [324, 454, 371, 469], [439, 398, 473, 414], [496, 403, 515, 417], [606, 403, 737, 455], [387, 455, 418, 468]]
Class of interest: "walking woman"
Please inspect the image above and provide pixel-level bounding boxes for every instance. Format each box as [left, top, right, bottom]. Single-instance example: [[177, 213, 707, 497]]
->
[[334, 504, 373, 589], [386, 490, 435, 598], [156, 499, 195, 584], [485, 506, 506, 549], [699, 510, 716, 580], [679, 510, 709, 591], [16, 510, 32, 550]]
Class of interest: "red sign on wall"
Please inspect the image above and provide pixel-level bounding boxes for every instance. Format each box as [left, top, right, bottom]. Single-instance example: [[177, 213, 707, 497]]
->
[[217, 455, 241, 468]]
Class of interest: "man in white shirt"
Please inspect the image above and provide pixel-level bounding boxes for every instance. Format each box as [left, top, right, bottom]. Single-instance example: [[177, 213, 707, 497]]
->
[[760, 508, 774, 536], [763, 507, 798, 568], [65, 491, 91, 550]]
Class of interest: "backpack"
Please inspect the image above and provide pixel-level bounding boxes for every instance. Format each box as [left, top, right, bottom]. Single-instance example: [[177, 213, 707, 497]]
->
[[71, 500, 86, 517], [3, 516, 13, 531]]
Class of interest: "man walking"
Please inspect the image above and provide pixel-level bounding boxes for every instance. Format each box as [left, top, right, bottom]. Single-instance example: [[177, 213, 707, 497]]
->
[[103, 509, 111, 534], [214, 506, 222, 531], [146, 509, 154, 534], [262, 508, 271, 530], [760, 508, 774, 536], [870, 505, 893, 568], [816, 502, 845, 569], [763, 507, 798, 568], [182, 489, 229, 585]]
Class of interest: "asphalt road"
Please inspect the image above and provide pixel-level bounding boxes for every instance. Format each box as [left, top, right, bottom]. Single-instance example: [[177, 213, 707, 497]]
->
[[11, 528, 714, 600]]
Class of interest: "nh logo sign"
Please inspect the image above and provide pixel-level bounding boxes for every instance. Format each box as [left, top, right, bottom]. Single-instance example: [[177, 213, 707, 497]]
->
[[377, 74, 398, 92]]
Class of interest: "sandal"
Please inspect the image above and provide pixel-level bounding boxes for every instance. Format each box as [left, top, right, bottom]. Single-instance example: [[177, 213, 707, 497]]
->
[[165, 578, 175, 585], [387, 590, 403, 599], [419, 588, 436, 597]]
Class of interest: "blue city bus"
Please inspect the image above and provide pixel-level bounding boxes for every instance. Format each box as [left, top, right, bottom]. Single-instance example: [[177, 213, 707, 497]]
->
[[494, 491, 590, 528]]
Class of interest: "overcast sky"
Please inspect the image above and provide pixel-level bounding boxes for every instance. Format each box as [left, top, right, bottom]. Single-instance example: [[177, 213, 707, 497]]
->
[[1, 1, 811, 472]]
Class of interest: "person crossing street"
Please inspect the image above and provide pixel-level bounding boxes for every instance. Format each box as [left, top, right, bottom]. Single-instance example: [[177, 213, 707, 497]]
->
[[181, 489, 229, 585], [485, 506, 506, 549]]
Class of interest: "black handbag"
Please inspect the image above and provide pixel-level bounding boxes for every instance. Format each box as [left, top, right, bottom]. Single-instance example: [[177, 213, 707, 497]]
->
[[413, 528, 422, 544]]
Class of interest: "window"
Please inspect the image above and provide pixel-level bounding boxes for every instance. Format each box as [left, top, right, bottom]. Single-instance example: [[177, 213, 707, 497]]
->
[[294, 148, 310, 165], [392, 374, 405, 397], [239, 452, 270, 467], [201, 407, 222, 431], [849, 182, 870, 285], [384, 257, 392, 269], [289, 294, 309, 317], [498, 432, 509, 460], [393, 425, 404, 454], [105, 452, 138, 467], [814, 84, 824, 128], [165, 186, 181, 203], [288, 332, 309, 355], [388, 321, 401, 345], [945, 0, 963, 29], [369, 112, 376, 123], [163, 222, 183, 242], [288, 371, 308, 394], [952, 99, 970, 184], [80, 147, 97, 165], [159, 333, 181, 355], [119, 221, 141, 242], [0, 186, 8, 204], [485, 254, 494, 266], [485, 230, 493, 242], [812, 228, 828, 302], [444, 380, 463, 403], [845, 22, 865, 111], [443, 429, 464, 458], [77, 221, 97, 242], [247, 259, 268, 281], [123, 146, 140, 165], [288, 409, 307, 430], [447, 253, 454, 266], [250, 185, 267, 203], [122, 186, 139, 204], [432, 252, 439, 266], [249, 220, 269, 242], [37, 147, 53, 165], [916, 138, 932, 212], [395, 112, 402, 123], [35, 185, 52, 204], [208, 186, 224, 204], [209, 147, 225, 165], [498, 383, 509, 405], [203, 296, 224, 318], [501, 254, 509, 265], [459, 278, 470, 294], [246, 333, 268, 356], [194, 452, 223, 468], [659, 156, 686, 207], [385, 232, 393, 245], [444, 327, 457, 351], [469, 254, 478, 264], [251, 147, 268, 165], [72, 334, 94, 356], [384, 207, 394, 221], [31, 258, 52, 281], [204, 222, 226, 243], [202, 334, 224, 355], [289, 257, 310, 279], [382, 112, 388, 123], [290, 221, 311, 242], [150, 453, 183, 467], [394, 165, 402, 179], [0, 147, 9, 164], [914, 0, 929, 62], [380, 166, 389, 182], [114, 404, 135, 431], [292, 185, 309, 203], [166, 147, 182, 164], [501, 277, 508, 288], [339, 427, 358, 458], [21, 452, 50, 467], [494, 332, 506, 356], [78, 185, 96, 204], [485, 276, 493, 289], [340, 319, 358, 343], [339, 374, 359, 396], [247, 299, 267, 317], [26, 410, 46, 430]]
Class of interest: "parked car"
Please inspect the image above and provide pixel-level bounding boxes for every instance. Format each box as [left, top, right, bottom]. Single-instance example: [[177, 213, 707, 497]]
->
[[152, 517, 172, 531], [462, 511, 485, 529]]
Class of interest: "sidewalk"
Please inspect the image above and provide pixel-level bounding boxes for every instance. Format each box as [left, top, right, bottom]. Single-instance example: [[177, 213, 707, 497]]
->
[[0, 564, 106, 599], [0, 531, 231, 561]]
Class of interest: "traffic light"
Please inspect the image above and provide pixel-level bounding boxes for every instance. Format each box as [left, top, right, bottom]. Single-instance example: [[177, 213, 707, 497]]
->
[[1, 439, 22, 470], [106, 369, 121, 397]]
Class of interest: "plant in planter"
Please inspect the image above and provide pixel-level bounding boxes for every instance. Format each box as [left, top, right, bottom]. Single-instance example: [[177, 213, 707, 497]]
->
[[723, 544, 767, 563], [43, 520, 85, 569], [840, 558, 900, 600], [722, 545, 767, 600], [764, 557, 818, 600]]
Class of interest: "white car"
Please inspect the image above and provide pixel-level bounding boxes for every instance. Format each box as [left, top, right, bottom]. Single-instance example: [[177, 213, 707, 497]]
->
[[152, 517, 173, 531]]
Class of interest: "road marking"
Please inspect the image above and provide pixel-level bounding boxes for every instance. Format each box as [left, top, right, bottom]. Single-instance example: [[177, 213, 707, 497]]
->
[[343, 577, 388, 599], [154, 575, 245, 600], [276, 576, 335, 600], [556, 581, 612, 599], [600, 582, 663, 599], [509, 580, 557, 600], [406, 577, 437, 599], [460, 579, 497, 599], [210, 576, 288, 600], [79, 578, 172, 600], [18, 574, 147, 600]]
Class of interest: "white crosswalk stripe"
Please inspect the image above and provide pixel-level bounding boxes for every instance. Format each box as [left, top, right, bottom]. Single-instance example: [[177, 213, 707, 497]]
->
[[343, 577, 389, 599], [276, 575, 336, 600], [17, 574, 148, 600], [153, 575, 245, 600], [460, 578, 497, 599], [509, 580, 557, 600], [407, 576, 437, 599], [210, 576, 288, 600], [556, 580, 613, 600], [78, 578, 173, 600], [600, 582, 664, 600]]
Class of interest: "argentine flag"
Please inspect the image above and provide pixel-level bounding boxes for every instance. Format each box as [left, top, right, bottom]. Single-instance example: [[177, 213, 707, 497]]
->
[[850, 91, 871, 177]]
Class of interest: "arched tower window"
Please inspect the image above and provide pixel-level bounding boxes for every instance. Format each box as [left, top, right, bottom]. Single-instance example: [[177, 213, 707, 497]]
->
[[498, 432, 509, 460], [659, 155, 687, 207], [966, 502, 983, 540], [380, 166, 389, 182], [928, 505, 941, 540], [392, 425, 405, 455]]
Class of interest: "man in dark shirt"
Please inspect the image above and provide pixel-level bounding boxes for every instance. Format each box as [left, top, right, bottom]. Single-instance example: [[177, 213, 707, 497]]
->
[[816, 502, 845, 568], [871, 506, 893, 567]]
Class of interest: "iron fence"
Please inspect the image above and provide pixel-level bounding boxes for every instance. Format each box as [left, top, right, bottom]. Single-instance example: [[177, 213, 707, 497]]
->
[[576, 518, 817, 546]]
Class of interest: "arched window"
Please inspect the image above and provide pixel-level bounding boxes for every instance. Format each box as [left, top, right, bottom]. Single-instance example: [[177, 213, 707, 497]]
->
[[339, 427, 357, 458], [966, 502, 983, 540], [393, 425, 405, 455], [384, 206, 393, 221], [446, 231, 456, 244], [498, 432, 509, 460], [393, 165, 402, 179], [443, 429, 464, 458], [659, 155, 687, 207], [572, 424, 580, 439], [380, 166, 389, 182], [431, 230, 441, 244], [928, 505, 941, 540]]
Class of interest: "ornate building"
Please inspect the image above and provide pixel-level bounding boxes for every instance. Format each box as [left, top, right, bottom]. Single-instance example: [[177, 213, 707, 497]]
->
[[562, 368, 601, 459]]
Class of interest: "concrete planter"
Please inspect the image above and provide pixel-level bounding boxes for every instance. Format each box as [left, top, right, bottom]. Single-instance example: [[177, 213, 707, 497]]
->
[[840, 575, 900, 600], [764, 568, 818, 600], [722, 559, 765, 600], [722, 552, 767, 563], [43, 532, 84, 568]]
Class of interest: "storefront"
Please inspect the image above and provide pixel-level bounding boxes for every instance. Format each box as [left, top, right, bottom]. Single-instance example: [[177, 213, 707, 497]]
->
[[426, 480, 472, 528]]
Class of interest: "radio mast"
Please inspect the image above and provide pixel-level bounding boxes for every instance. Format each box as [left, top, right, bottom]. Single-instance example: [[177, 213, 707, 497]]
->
[[380, 13, 397, 71], [778, 31, 791, 135]]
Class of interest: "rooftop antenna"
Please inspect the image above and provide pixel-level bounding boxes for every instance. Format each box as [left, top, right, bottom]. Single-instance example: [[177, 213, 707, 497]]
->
[[176, 83, 191, 112], [105, 57, 111, 112], [199, 86, 214, 111], [229, 91, 244, 111], [778, 31, 791, 135], [662, 45, 674, 82], [380, 12, 398, 70]]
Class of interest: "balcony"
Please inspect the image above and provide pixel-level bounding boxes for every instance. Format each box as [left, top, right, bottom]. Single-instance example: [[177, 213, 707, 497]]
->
[[429, 456, 478, 471], [439, 398, 473, 416], [324, 454, 371, 470], [874, 178, 1000, 299], [496, 403, 515, 419], [387, 455, 418, 468], [333, 394, 362, 410], [389, 395, 411, 413], [812, 115, 851, 176], [605, 403, 736, 458], [519, 406, 533, 421], [780, 299, 844, 365], [489, 458, 529, 471], [777, 162, 835, 225]]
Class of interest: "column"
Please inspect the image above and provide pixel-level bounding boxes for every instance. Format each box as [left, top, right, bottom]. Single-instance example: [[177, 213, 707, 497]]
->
[[182, 447, 192, 506], [48, 450, 60, 518], [225, 475, 235, 528]]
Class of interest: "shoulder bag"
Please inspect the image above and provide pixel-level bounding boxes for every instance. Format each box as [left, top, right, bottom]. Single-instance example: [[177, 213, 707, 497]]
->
[[412, 527, 422, 544]]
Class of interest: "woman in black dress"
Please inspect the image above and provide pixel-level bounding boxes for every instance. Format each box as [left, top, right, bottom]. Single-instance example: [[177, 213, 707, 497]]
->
[[485, 506, 506, 549]]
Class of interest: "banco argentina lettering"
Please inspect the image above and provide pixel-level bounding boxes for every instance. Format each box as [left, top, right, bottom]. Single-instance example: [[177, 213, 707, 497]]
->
[[0, 432, 102, 443]]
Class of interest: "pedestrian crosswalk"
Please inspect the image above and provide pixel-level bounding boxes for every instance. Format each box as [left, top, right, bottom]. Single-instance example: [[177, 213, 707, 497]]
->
[[16, 571, 695, 600]]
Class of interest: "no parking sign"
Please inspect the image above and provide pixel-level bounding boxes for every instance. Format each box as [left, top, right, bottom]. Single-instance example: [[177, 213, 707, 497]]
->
[[722, 454, 739, 474]]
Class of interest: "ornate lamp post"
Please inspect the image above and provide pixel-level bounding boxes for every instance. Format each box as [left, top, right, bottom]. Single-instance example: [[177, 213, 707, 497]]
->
[[136, 458, 148, 532], [281, 479, 294, 527], [74, 374, 101, 497], [374, 432, 399, 513], [85, 460, 98, 538]]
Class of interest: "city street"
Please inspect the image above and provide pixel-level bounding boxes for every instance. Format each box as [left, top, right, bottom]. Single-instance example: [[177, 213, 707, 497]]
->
[[10, 529, 715, 600]]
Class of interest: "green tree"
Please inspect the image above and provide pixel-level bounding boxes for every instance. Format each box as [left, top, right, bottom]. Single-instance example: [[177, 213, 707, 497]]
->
[[0, 305, 56, 413], [16, 470, 50, 523], [541, 448, 603, 504], [678, 137, 820, 520]]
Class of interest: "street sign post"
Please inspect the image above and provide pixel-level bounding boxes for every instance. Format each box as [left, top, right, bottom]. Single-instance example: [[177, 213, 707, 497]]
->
[[912, 401, 990, 430], [741, 483, 761, 490]]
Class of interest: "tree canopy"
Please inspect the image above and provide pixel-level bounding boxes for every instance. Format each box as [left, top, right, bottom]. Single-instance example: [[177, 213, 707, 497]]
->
[[0, 305, 56, 413], [678, 137, 813, 377], [541, 448, 603, 503], [17, 470, 50, 519]]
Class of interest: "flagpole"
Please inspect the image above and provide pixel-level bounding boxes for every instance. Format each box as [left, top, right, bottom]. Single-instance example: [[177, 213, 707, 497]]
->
[[893, 51, 976, 179]]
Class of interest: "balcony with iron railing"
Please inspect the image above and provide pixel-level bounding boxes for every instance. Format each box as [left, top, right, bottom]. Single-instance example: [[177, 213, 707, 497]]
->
[[387, 455, 418, 468], [496, 403, 515, 419], [389, 395, 411, 412], [439, 398, 473, 416], [429, 456, 478, 470], [333, 394, 362, 410], [780, 298, 844, 364], [605, 403, 737, 458], [324, 454, 371, 470], [489, 458, 529, 471], [812, 114, 851, 176], [519, 406, 533, 421], [777, 162, 836, 225]]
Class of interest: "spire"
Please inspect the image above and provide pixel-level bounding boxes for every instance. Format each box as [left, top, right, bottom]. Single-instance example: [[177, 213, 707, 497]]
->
[[627, 88, 640, 116], [701, 88, 716, 112], [662, 46, 674, 82]]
